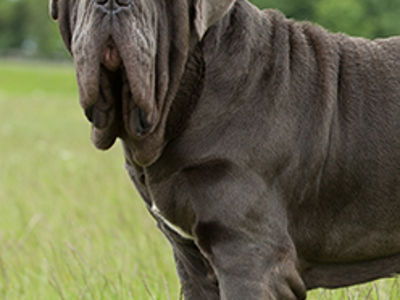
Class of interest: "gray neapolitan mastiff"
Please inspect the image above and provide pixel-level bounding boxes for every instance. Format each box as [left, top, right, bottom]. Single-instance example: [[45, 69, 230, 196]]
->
[[49, 0, 400, 299]]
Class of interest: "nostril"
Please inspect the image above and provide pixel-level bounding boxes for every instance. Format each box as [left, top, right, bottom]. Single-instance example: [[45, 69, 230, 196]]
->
[[94, 0, 130, 8], [116, 0, 130, 6]]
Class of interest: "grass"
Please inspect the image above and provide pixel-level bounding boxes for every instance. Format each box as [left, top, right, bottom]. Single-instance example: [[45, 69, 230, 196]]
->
[[0, 60, 179, 299], [0, 59, 399, 299]]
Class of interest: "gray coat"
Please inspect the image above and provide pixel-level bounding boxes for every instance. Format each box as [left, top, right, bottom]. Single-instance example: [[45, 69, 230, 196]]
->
[[50, 0, 400, 298]]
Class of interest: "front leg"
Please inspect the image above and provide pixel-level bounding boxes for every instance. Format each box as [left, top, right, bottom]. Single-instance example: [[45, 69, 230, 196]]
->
[[159, 222, 220, 300], [195, 220, 305, 300], [125, 160, 220, 299], [183, 160, 306, 300]]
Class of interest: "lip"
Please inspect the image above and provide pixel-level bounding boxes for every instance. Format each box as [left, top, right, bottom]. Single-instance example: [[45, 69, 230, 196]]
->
[[101, 39, 122, 72], [82, 37, 152, 141]]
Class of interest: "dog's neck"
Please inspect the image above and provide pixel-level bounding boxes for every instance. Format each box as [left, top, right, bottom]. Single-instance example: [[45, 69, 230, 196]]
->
[[163, 1, 284, 151], [164, 37, 206, 142]]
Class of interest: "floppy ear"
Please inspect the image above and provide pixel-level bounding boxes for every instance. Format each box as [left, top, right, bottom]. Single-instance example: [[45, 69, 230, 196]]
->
[[194, 0, 236, 39], [49, 0, 58, 20], [49, 0, 73, 52]]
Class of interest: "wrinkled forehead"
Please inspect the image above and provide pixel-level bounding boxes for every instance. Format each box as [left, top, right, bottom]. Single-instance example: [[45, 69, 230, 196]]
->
[[66, 0, 161, 45], [70, 0, 161, 13]]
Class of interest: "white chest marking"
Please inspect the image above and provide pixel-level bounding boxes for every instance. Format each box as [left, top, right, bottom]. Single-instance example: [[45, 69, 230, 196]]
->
[[151, 203, 194, 240]]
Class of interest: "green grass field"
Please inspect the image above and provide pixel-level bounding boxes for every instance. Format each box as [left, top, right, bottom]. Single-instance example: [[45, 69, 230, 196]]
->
[[0, 60, 399, 299]]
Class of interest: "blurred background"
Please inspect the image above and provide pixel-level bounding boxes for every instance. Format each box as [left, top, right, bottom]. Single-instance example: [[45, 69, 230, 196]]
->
[[1, 0, 400, 61], [1, 0, 400, 299]]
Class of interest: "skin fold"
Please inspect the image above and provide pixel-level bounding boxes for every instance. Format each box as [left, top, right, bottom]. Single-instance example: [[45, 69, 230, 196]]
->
[[50, 0, 400, 299]]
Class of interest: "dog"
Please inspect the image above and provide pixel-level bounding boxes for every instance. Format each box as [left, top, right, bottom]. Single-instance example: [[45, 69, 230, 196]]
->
[[49, 0, 400, 298]]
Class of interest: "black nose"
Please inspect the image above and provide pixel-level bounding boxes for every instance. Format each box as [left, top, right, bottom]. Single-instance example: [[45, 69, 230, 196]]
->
[[94, 0, 131, 12]]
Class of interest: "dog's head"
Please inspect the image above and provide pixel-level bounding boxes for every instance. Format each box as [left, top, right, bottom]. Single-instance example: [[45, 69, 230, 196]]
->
[[49, 0, 235, 166]]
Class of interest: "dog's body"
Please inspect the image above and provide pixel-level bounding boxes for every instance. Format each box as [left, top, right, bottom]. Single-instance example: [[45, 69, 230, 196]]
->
[[50, 0, 400, 298]]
